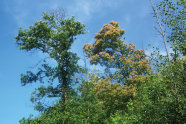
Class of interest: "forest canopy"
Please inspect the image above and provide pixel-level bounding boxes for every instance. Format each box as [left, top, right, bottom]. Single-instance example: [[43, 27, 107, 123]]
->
[[16, 0, 185, 124]]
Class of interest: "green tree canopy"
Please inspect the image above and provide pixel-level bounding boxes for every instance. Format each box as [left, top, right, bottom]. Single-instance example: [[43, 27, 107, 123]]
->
[[15, 12, 86, 111]]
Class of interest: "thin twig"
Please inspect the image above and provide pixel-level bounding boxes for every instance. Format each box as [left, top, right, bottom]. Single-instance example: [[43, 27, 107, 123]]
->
[[28, 57, 51, 69]]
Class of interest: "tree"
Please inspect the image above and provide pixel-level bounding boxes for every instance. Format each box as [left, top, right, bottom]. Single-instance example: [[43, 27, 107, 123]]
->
[[15, 11, 86, 111], [83, 21, 151, 85], [150, 0, 170, 61], [94, 76, 136, 117], [133, 58, 185, 123], [19, 72, 107, 124], [150, 0, 186, 59], [83, 21, 152, 120]]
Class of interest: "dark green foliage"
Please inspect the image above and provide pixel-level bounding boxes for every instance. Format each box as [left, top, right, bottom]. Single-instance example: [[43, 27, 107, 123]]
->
[[19, 73, 107, 124], [16, 12, 86, 111]]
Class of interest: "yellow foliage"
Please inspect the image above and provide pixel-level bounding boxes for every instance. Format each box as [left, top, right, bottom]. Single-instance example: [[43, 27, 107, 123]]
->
[[93, 77, 137, 111], [84, 21, 152, 84]]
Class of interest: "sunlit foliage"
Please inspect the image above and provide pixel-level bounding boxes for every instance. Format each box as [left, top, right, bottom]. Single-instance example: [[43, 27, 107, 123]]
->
[[83, 21, 151, 85]]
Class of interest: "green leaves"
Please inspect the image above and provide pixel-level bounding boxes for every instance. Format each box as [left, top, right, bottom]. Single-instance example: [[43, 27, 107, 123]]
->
[[15, 20, 51, 52], [15, 12, 86, 54], [16, 11, 86, 112], [132, 59, 185, 123], [20, 63, 57, 86], [156, 0, 186, 56]]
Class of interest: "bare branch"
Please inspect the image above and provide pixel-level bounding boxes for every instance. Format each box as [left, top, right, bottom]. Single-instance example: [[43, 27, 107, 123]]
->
[[150, 0, 170, 62], [49, 8, 66, 22]]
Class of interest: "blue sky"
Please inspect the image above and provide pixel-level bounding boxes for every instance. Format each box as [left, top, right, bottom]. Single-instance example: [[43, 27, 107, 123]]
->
[[0, 0, 163, 123]]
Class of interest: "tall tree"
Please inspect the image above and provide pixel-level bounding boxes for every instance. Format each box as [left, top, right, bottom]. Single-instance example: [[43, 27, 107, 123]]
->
[[15, 12, 86, 110], [150, 0, 186, 59], [83, 21, 151, 119], [83, 21, 151, 85]]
